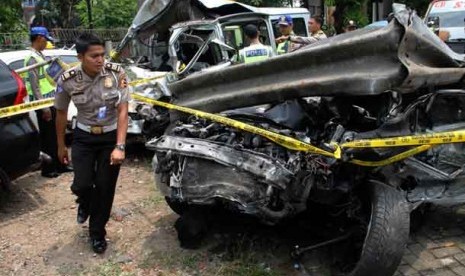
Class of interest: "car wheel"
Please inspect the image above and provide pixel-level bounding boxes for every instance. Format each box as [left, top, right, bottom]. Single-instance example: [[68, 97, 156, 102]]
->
[[336, 180, 410, 276], [165, 197, 188, 215], [0, 168, 11, 192]]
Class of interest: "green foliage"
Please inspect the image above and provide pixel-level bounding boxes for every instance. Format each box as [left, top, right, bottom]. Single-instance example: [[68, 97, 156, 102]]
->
[[0, 0, 27, 32], [341, 0, 369, 27], [76, 0, 137, 28]]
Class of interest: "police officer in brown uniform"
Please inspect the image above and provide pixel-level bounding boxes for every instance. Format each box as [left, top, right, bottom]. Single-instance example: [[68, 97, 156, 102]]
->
[[54, 33, 129, 254]]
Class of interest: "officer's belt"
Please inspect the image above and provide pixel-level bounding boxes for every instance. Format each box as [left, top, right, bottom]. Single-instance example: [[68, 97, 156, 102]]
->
[[76, 122, 117, 135]]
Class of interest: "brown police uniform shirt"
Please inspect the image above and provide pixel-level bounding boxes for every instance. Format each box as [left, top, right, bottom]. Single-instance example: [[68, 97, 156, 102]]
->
[[54, 62, 130, 126], [289, 30, 328, 52]]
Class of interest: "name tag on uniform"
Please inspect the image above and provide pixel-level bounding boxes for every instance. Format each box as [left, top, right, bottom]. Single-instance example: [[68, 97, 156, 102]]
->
[[245, 49, 267, 57], [97, 106, 107, 120]]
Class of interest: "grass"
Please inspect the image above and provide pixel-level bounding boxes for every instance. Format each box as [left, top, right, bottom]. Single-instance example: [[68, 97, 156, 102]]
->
[[78, 261, 135, 276], [138, 231, 287, 276]]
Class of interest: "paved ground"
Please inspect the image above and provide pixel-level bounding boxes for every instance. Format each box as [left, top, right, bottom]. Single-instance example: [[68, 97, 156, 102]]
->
[[395, 205, 465, 276], [1, 149, 465, 275]]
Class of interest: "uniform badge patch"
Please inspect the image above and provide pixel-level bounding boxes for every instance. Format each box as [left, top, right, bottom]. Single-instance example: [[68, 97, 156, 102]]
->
[[119, 74, 128, 88], [56, 84, 64, 94], [97, 106, 107, 120], [104, 77, 113, 88]]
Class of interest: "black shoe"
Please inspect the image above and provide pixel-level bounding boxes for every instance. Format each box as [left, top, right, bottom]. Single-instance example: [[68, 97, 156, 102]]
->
[[58, 166, 73, 173], [41, 172, 60, 178], [91, 238, 107, 254], [77, 204, 89, 224]]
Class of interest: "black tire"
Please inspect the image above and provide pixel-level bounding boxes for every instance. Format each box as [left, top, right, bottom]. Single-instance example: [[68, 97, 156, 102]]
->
[[0, 168, 11, 192], [341, 181, 410, 276], [165, 197, 188, 215]]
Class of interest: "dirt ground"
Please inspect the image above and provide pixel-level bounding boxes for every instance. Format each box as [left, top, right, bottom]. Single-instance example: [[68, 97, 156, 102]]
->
[[3, 146, 465, 276], [0, 147, 313, 276]]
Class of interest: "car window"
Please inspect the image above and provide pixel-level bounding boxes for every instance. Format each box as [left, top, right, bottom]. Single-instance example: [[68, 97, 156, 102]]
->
[[222, 19, 272, 49], [59, 55, 79, 64], [429, 12, 465, 28], [293, 18, 307, 37], [0, 62, 14, 82], [0, 60, 18, 107], [272, 17, 307, 38], [9, 60, 25, 71]]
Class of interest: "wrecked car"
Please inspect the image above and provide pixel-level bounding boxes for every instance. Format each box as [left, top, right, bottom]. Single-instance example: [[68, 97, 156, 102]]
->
[[137, 2, 465, 275], [117, 0, 311, 138]]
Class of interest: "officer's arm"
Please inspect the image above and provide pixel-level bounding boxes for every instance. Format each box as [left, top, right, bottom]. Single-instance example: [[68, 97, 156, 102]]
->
[[116, 72, 129, 145], [27, 58, 43, 101], [116, 102, 128, 145], [290, 35, 318, 45], [54, 82, 70, 153], [56, 109, 67, 146]]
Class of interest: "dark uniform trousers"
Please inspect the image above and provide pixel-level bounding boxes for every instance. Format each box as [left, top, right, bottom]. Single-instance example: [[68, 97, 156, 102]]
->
[[71, 128, 120, 239], [36, 107, 59, 174]]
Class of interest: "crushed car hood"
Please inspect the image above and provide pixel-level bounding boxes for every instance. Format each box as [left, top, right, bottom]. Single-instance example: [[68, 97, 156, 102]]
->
[[168, 4, 465, 113]]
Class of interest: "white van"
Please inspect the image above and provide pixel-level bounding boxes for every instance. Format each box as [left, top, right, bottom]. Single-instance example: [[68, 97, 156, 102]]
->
[[424, 0, 465, 53]]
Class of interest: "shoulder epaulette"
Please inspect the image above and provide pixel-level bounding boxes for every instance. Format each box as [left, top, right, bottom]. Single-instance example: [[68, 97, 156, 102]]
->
[[61, 69, 77, 82], [105, 63, 121, 72]]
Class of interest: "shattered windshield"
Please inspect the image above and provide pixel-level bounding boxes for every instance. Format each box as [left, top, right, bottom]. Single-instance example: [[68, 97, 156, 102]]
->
[[429, 12, 465, 28], [131, 0, 172, 28]]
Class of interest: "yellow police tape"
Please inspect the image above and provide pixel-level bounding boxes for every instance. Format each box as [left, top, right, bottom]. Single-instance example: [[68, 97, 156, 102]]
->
[[131, 94, 465, 167], [0, 98, 54, 118], [0, 75, 167, 119], [2, 75, 465, 167], [349, 145, 433, 167], [341, 130, 465, 148], [128, 74, 167, 86], [131, 93, 338, 158]]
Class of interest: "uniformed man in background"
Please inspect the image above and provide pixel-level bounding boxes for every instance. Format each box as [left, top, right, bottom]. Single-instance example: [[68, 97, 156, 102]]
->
[[276, 15, 328, 52], [24, 27, 72, 177], [276, 15, 297, 54], [236, 24, 274, 64], [54, 33, 129, 254]]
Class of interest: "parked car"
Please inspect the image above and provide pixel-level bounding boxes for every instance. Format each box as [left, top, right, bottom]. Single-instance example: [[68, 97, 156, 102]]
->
[[0, 59, 43, 191]]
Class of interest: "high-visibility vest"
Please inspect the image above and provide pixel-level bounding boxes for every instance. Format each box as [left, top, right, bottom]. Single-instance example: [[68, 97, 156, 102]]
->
[[238, 44, 274, 64], [21, 51, 55, 100], [277, 40, 290, 55]]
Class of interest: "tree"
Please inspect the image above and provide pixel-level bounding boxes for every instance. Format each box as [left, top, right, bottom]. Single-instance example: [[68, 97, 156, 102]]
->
[[0, 0, 27, 32], [75, 0, 137, 28], [34, 0, 81, 28]]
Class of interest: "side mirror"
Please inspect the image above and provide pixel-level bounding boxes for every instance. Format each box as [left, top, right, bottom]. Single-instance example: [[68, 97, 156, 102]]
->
[[427, 16, 440, 34]]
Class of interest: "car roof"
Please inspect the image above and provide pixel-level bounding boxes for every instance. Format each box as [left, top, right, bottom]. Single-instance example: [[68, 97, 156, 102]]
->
[[254, 7, 310, 15], [0, 49, 77, 64]]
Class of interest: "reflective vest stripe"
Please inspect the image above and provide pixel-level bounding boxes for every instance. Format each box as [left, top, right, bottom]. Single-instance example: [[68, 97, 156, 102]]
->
[[277, 41, 289, 55], [240, 47, 272, 64]]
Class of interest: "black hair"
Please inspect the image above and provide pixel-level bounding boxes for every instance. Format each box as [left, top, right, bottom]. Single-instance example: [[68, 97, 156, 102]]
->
[[311, 15, 323, 26], [244, 24, 259, 39], [75, 33, 105, 54], [30, 34, 41, 43]]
